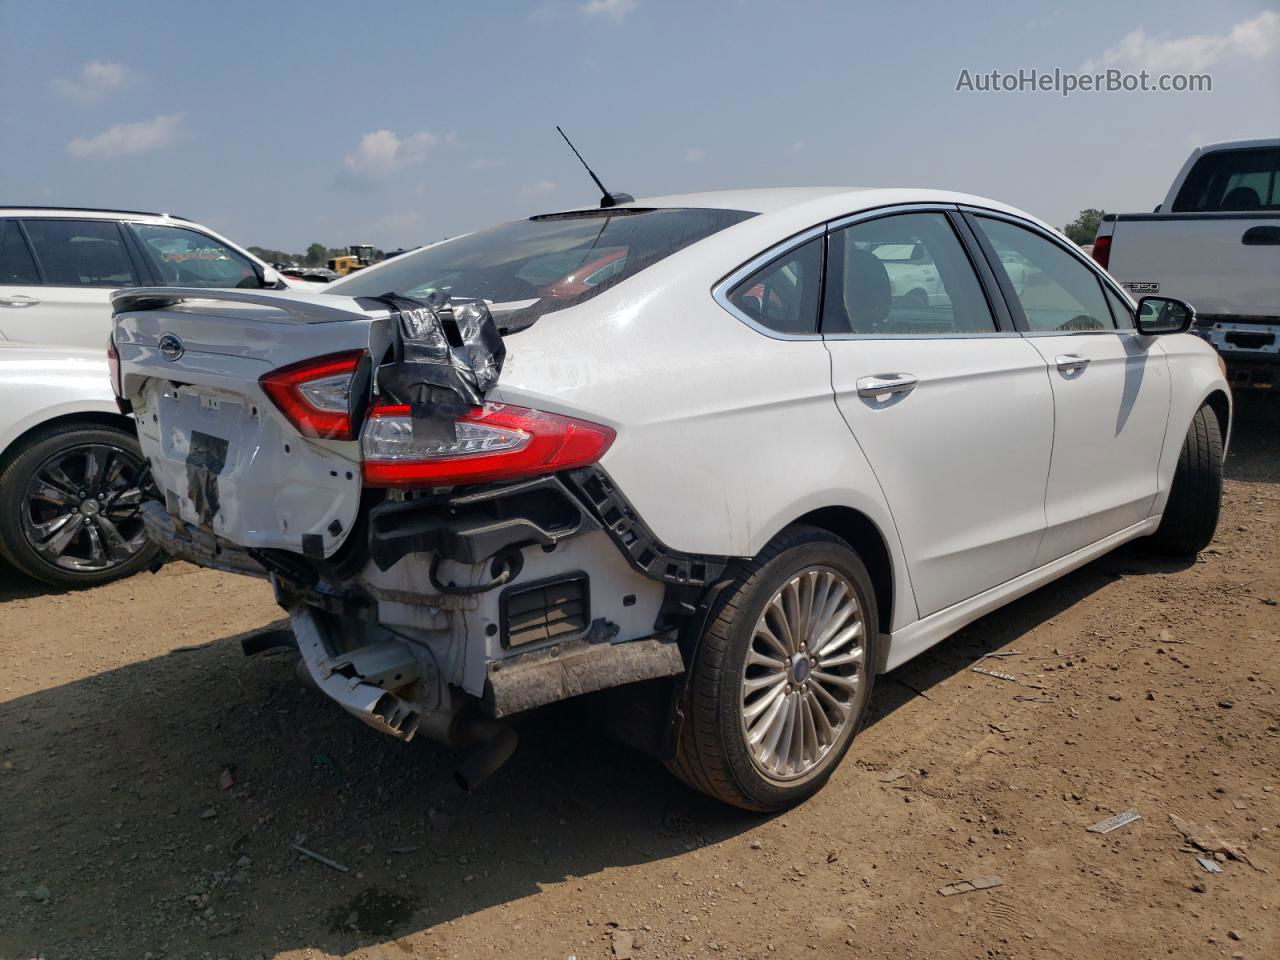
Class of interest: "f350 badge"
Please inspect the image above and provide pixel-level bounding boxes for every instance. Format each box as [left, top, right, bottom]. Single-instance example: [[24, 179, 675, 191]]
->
[[1122, 282, 1160, 294]]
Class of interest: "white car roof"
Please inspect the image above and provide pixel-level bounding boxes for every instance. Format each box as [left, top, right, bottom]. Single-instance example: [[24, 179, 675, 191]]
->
[[623, 186, 1030, 218], [0, 207, 190, 223]]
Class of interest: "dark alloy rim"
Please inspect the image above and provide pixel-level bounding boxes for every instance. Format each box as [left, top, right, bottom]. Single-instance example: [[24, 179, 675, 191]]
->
[[20, 442, 149, 573]]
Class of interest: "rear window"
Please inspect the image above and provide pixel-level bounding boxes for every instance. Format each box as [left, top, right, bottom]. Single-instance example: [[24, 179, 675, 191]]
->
[[329, 207, 755, 329], [1172, 147, 1280, 212]]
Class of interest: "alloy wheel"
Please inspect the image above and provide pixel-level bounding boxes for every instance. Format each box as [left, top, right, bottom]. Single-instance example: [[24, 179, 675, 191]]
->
[[739, 566, 866, 781], [20, 442, 149, 574]]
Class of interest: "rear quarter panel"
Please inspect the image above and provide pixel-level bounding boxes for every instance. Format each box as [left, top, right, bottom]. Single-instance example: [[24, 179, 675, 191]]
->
[[488, 256, 921, 629], [0, 350, 119, 456]]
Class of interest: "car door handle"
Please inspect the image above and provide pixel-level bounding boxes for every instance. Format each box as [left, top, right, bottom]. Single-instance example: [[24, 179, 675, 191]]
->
[[857, 374, 918, 397], [1055, 354, 1090, 372], [0, 295, 40, 308], [1242, 225, 1280, 245]]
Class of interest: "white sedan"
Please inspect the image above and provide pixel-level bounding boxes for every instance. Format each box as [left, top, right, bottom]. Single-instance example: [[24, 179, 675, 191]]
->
[[0, 343, 153, 586], [112, 187, 1230, 810]]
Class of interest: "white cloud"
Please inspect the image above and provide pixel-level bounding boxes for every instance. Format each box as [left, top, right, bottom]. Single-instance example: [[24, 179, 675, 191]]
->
[[1083, 10, 1280, 72], [581, 0, 638, 22], [790, 140, 805, 153], [66, 113, 183, 159], [520, 180, 557, 197], [343, 129, 439, 178], [51, 60, 128, 104], [684, 146, 706, 163], [469, 156, 506, 170]]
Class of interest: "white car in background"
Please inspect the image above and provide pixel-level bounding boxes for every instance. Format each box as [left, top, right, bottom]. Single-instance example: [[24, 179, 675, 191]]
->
[[0, 343, 154, 586], [112, 187, 1230, 811], [0, 207, 296, 351]]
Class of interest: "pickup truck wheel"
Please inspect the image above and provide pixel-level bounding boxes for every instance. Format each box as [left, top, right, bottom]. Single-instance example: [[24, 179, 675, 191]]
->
[[0, 423, 156, 588], [1148, 403, 1223, 556], [668, 526, 879, 812]]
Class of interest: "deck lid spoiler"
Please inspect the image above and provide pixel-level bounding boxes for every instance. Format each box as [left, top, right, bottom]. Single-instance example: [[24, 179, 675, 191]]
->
[[110, 287, 378, 324]]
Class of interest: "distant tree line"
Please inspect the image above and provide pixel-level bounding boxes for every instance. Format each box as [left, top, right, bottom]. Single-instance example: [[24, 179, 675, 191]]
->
[[1062, 209, 1105, 246]]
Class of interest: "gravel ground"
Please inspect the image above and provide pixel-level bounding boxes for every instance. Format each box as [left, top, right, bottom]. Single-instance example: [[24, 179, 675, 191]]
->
[[1, 394, 1277, 960]]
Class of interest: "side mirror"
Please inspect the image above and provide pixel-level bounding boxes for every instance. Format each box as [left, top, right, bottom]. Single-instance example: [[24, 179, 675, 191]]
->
[[1135, 296, 1194, 335], [260, 265, 281, 288]]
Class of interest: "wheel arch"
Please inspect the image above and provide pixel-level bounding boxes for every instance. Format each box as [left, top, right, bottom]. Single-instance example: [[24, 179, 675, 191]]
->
[[1203, 388, 1231, 448], [787, 505, 895, 642], [0, 410, 137, 471]]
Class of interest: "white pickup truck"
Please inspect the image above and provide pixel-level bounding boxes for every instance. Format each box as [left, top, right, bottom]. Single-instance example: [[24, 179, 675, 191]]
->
[[1093, 137, 1280, 391]]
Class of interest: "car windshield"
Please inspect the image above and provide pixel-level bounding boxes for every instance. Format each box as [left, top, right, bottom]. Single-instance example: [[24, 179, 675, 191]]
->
[[328, 207, 755, 329]]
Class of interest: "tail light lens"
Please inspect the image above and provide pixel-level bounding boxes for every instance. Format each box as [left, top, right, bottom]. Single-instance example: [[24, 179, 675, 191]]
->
[[362, 401, 615, 488], [106, 335, 123, 398], [260, 351, 366, 440], [1091, 234, 1111, 270]]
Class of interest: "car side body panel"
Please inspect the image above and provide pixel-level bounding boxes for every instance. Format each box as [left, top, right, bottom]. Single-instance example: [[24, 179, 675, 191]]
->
[[0, 346, 120, 456], [486, 266, 923, 631]]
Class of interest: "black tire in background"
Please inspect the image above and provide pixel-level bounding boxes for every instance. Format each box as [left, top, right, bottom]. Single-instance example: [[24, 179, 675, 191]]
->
[[0, 422, 157, 588], [668, 526, 880, 812], [1148, 403, 1224, 556]]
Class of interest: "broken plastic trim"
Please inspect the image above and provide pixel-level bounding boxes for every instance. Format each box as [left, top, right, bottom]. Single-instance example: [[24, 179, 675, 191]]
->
[[562, 465, 736, 587], [369, 292, 506, 444], [366, 474, 600, 571], [291, 606, 422, 741]]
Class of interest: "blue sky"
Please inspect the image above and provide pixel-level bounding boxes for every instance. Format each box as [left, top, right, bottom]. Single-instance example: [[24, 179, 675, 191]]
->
[[2, 0, 1277, 252]]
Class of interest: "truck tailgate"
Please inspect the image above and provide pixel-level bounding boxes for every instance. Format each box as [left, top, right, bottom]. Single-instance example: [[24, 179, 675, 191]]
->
[[1106, 214, 1280, 318]]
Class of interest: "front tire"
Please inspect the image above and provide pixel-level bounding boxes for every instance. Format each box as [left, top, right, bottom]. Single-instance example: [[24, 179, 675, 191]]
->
[[668, 526, 879, 811], [0, 422, 156, 588], [1148, 403, 1223, 556]]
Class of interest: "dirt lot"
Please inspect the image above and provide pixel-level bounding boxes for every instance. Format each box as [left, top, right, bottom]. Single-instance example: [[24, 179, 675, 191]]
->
[[2, 395, 1277, 960]]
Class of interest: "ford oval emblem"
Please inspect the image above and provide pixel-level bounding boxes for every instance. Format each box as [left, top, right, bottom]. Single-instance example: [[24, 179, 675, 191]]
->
[[158, 334, 184, 361]]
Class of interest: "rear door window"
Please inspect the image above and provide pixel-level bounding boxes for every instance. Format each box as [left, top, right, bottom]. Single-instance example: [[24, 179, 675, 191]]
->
[[823, 212, 996, 335], [973, 217, 1116, 333], [0, 220, 40, 285], [129, 223, 261, 288], [22, 219, 139, 286], [1172, 147, 1280, 212]]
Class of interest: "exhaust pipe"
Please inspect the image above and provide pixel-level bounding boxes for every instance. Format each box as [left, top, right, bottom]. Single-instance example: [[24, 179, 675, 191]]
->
[[453, 717, 518, 793]]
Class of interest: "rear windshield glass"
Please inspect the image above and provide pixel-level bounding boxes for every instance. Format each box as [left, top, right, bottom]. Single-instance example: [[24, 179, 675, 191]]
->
[[1172, 147, 1280, 212], [329, 207, 755, 329]]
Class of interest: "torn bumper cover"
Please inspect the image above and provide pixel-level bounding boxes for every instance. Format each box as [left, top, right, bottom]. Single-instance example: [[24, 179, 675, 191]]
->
[[141, 501, 267, 579], [291, 606, 423, 741]]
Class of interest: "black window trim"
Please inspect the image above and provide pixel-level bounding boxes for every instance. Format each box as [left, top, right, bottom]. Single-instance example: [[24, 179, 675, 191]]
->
[[18, 217, 147, 289], [958, 206, 1138, 337], [0, 218, 47, 285], [712, 202, 1027, 342]]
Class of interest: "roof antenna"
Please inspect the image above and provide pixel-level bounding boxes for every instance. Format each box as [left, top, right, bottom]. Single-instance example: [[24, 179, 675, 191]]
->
[[556, 126, 634, 208]]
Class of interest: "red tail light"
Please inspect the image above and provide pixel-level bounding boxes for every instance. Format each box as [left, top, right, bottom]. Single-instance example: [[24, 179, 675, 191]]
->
[[260, 351, 366, 440], [106, 335, 123, 399], [361, 401, 615, 488], [1091, 234, 1111, 270]]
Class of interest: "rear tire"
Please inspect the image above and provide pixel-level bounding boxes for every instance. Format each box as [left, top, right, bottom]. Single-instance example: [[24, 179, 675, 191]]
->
[[667, 526, 879, 812], [1148, 403, 1223, 556], [0, 422, 156, 588]]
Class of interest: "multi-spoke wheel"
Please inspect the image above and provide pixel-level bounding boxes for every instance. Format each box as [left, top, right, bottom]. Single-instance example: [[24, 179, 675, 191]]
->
[[0, 423, 157, 588], [741, 567, 865, 781], [668, 526, 879, 811]]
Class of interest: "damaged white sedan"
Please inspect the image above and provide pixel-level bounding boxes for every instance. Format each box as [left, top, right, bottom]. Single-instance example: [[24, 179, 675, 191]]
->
[[111, 188, 1230, 810]]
